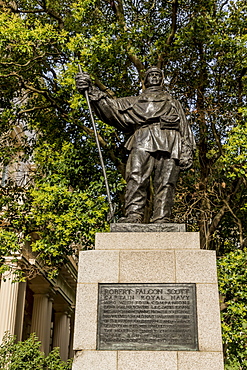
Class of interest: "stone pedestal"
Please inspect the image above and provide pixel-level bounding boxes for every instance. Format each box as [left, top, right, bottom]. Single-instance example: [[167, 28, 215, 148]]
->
[[72, 230, 224, 370]]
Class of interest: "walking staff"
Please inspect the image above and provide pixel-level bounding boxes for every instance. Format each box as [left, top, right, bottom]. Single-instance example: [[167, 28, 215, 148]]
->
[[77, 65, 115, 222]]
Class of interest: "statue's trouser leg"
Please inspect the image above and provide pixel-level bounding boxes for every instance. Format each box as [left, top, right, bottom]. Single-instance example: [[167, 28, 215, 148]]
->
[[152, 155, 180, 222], [125, 148, 154, 216]]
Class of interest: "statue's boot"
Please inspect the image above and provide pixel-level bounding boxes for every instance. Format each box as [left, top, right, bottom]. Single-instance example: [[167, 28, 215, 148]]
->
[[151, 217, 171, 224], [118, 213, 143, 224]]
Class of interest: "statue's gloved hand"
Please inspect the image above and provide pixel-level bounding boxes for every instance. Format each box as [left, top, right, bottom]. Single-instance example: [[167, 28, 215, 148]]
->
[[179, 138, 194, 171], [75, 72, 91, 93]]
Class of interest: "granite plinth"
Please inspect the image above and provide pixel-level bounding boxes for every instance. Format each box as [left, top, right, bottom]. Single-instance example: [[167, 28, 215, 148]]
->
[[110, 223, 186, 232], [95, 232, 200, 250], [72, 231, 224, 370], [73, 350, 224, 370]]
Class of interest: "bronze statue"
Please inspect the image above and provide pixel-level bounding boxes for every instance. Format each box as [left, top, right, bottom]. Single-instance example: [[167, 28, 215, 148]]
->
[[76, 67, 196, 223]]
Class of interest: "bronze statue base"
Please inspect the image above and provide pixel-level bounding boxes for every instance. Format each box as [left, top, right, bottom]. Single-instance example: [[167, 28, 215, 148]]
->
[[110, 223, 186, 233]]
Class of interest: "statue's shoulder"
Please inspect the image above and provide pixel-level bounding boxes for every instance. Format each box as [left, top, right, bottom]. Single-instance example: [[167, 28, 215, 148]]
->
[[161, 91, 173, 101], [115, 95, 138, 111], [164, 92, 182, 107]]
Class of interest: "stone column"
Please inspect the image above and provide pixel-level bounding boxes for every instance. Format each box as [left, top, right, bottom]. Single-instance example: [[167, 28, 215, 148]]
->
[[0, 267, 19, 343], [65, 314, 71, 360], [14, 281, 27, 341], [53, 311, 70, 361], [68, 313, 75, 359], [31, 293, 53, 355], [44, 297, 53, 355]]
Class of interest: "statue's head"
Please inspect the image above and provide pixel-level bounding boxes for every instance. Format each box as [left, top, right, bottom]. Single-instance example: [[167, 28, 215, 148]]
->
[[144, 66, 164, 88]]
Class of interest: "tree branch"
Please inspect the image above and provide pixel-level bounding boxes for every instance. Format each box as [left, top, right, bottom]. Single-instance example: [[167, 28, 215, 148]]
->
[[0, 72, 66, 115], [73, 118, 125, 176], [157, 0, 178, 69], [0, 54, 46, 68], [2, 0, 65, 29], [205, 178, 243, 248], [105, 0, 145, 80], [237, 67, 247, 106], [18, 105, 53, 116], [209, 114, 223, 162], [222, 199, 244, 247], [93, 76, 116, 99], [166, 0, 179, 46]]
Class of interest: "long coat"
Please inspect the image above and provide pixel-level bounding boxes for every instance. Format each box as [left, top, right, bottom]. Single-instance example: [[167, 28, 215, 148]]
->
[[89, 85, 196, 168]]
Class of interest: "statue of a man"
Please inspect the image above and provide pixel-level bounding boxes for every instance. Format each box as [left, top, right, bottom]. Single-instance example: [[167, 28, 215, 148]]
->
[[76, 67, 195, 223]]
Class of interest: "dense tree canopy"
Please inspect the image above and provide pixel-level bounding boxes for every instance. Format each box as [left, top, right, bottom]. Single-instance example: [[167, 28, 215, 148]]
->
[[0, 0, 246, 367]]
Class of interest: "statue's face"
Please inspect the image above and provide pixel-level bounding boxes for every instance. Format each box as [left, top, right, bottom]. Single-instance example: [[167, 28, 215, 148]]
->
[[145, 71, 163, 87]]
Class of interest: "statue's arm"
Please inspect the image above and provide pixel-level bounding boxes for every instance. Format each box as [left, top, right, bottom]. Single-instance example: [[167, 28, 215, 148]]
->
[[75, 73, 133, 133], [174, 100, 196, 170], [174, 100, 196, 149]]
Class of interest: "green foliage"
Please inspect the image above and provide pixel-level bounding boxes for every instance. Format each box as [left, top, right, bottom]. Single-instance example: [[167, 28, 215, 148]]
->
[[0, 139, 115, 276], [28, 141, 111, 254], [218, 250, 247, 369], [44, 348, 72, 370], [222, 122, 247, 180], [0, 333, 72, 369]]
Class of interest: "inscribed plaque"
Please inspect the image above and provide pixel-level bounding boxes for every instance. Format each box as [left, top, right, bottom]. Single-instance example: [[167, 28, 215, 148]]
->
[[97, 283, 198, 351]]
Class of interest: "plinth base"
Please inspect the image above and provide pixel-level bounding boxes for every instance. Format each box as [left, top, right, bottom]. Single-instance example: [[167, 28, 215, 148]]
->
[[73, 351, 224, 370], [110, 223, 186, 232], [72, 231, 224, 370]]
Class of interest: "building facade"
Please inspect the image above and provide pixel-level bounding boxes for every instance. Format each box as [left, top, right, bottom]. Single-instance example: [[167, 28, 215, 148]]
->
[[0, 254, 77, 361]]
